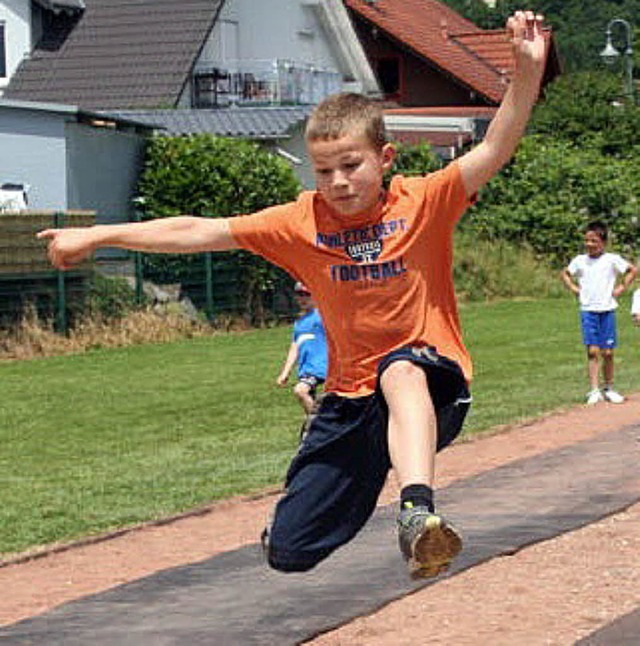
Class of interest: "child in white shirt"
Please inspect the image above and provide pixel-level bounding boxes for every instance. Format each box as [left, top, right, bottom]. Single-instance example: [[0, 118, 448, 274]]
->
[[561, 220, 637, 404]]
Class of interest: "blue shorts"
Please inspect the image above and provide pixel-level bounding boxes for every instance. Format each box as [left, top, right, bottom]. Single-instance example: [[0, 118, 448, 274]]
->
[[297, 374, 325, 398], [265, 345, 471, 572], [581, 310, 617, 348]]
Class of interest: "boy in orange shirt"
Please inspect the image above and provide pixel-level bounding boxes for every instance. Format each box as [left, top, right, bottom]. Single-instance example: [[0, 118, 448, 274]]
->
[[38, 11, 547, 578]]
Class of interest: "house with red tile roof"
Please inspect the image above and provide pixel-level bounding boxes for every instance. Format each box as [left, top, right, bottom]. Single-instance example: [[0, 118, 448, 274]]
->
[[344, 0, 561, 157], [344, 0, 560, 106]]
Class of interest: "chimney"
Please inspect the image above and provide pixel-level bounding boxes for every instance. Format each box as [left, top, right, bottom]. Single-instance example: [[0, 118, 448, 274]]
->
[[440, 19, 449, 41]]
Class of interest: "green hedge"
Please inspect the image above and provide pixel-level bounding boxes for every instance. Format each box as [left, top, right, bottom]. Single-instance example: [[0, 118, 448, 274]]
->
[[464, 71, 640, 267], [466, 136, 640, 266], [136, 135, 301, 323]]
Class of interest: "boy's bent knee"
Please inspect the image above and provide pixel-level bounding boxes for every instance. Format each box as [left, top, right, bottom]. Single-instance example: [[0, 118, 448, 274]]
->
[[265, 543, 329, 573], [380, 359, 426, 386], [293, 382, 311, 398]]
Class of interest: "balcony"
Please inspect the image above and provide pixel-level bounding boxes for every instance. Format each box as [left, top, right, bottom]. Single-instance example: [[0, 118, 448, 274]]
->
[[192, 59, 342, 108]]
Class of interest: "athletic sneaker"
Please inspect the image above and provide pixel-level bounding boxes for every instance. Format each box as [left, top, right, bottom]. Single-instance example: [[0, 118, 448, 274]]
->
[[586, 388, 603, 405], [603, 387, 625, 404], [397, 506, 462, 579]]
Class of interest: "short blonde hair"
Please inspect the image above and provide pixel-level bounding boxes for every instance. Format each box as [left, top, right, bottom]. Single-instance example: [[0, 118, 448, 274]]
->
[[305, 93, 387, 150]]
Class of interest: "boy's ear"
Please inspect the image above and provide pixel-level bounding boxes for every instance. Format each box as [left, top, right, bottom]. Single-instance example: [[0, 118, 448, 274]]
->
[[381, 143, 396, 171]]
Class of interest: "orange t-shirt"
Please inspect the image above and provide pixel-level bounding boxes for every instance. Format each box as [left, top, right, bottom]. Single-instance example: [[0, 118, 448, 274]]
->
[[229, 160, 473, 396]]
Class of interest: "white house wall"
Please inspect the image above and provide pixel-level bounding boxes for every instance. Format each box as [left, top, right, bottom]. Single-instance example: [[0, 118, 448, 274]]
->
[[203, 0, 340, 71], [0, 0, 31, 94], [0, 106, 67, 208]]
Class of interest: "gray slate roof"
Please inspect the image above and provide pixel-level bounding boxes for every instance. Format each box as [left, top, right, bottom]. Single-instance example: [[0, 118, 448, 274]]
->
[[108, 107, 314, 139], [5, 0, 224, 110]]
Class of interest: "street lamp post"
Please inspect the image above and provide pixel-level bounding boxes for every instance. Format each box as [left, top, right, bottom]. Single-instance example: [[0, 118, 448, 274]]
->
[[600, 18, 635, 103]]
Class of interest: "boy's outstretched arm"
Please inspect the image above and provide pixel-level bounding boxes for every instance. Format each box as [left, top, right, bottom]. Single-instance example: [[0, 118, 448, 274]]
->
[[458, 10, 547, 198], [37, 216, 237, 271]]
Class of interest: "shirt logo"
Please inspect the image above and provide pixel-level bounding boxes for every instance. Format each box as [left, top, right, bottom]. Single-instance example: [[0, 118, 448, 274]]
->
[[346, 239, 383, 263], [317, 218, 408, 285]]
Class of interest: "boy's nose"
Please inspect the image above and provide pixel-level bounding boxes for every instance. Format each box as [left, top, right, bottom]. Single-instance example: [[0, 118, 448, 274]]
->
[[332, 171, 349, 187]]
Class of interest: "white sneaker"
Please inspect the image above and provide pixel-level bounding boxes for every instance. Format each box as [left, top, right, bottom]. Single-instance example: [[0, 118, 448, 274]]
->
[[586, 388, 603, 405], [603, 388, 625, 404]]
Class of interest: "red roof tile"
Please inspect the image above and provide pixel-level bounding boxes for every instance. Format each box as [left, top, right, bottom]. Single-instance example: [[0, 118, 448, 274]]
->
[[453, 30, 516, 75]]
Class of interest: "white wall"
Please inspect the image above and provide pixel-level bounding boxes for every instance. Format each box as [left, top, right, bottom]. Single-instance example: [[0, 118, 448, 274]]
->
[[0, 106, 68, 208], [0, 0, 31, 93], [201, 0, 340, 71]]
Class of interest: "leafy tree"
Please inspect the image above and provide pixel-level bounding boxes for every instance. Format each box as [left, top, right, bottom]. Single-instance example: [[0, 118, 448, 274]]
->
[[437, 0, 503, 29], [442, 0, 640, 73], [530, 71, 640, 156]]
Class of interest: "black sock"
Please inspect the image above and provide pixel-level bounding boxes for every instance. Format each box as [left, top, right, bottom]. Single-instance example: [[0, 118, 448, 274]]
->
[[400, 484, 434, 512]]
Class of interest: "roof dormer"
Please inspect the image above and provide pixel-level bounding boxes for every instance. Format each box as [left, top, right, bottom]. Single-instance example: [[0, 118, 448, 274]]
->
[[33, 0, 85, 14]]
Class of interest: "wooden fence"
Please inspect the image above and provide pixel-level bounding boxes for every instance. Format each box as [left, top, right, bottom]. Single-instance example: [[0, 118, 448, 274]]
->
[[0, 211, 297, 333], [0, 211, 95, 275], [0, 211, 95, 332]]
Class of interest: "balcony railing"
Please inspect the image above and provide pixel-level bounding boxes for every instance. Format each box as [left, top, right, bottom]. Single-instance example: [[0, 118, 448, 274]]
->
[[192, 59, 342, 108]]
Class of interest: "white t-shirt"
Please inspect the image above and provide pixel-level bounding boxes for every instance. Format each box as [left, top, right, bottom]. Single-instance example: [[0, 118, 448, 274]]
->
[[567, 252, 630, 311], [631, 289, 640, 315]]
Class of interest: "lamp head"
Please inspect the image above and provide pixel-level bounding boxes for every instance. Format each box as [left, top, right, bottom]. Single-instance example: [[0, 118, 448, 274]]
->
[[600, 36, 621, 65]]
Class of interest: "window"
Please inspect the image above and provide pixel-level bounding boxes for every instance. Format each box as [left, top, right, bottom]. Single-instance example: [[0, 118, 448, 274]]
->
[[0, 23, 6, 78], [376, 58, 401, 99]]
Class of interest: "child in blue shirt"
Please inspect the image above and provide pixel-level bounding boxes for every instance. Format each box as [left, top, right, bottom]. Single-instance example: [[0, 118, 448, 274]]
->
[[277, 282, 328, 414]]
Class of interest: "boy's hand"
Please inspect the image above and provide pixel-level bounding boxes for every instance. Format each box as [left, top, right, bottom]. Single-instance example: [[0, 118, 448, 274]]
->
[[633, 314, 640, 327], [37, 228, 97, 271], [276, 374, 289, 387], [507, 10, 546, 75]]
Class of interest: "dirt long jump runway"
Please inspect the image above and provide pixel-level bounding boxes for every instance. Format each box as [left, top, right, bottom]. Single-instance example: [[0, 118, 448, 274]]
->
[[1, 397, 640, 644]]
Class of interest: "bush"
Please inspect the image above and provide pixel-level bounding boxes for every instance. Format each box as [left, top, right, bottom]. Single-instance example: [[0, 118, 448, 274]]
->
[[136, 135, 301, 324], [386, 141, 442, 184], [85, 273, 144, 321], [454, 231, 564, 301], [465, 136, 640, 266]]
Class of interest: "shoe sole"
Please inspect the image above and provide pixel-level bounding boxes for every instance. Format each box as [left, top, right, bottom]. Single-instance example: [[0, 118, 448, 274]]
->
[[409, 515, 463, 579]]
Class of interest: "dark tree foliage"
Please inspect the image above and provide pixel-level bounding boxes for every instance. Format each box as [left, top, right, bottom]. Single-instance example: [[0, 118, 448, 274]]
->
[[530, 71, 640, 156], [441, 0, 640, 73], [459, 66, 640, 266]]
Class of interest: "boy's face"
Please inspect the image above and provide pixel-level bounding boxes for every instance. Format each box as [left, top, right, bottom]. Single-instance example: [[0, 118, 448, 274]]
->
[[584, 231, 605, 257], [307, 133, 395, 217], [295, 290, 314, 311]]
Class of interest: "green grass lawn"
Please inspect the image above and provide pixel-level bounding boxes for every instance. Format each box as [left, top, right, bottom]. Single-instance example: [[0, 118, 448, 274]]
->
[[2, 296, 639, 556]]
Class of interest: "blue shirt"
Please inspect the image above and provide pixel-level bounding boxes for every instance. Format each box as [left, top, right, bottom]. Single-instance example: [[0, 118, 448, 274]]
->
[[293, 308, 328, 379]]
